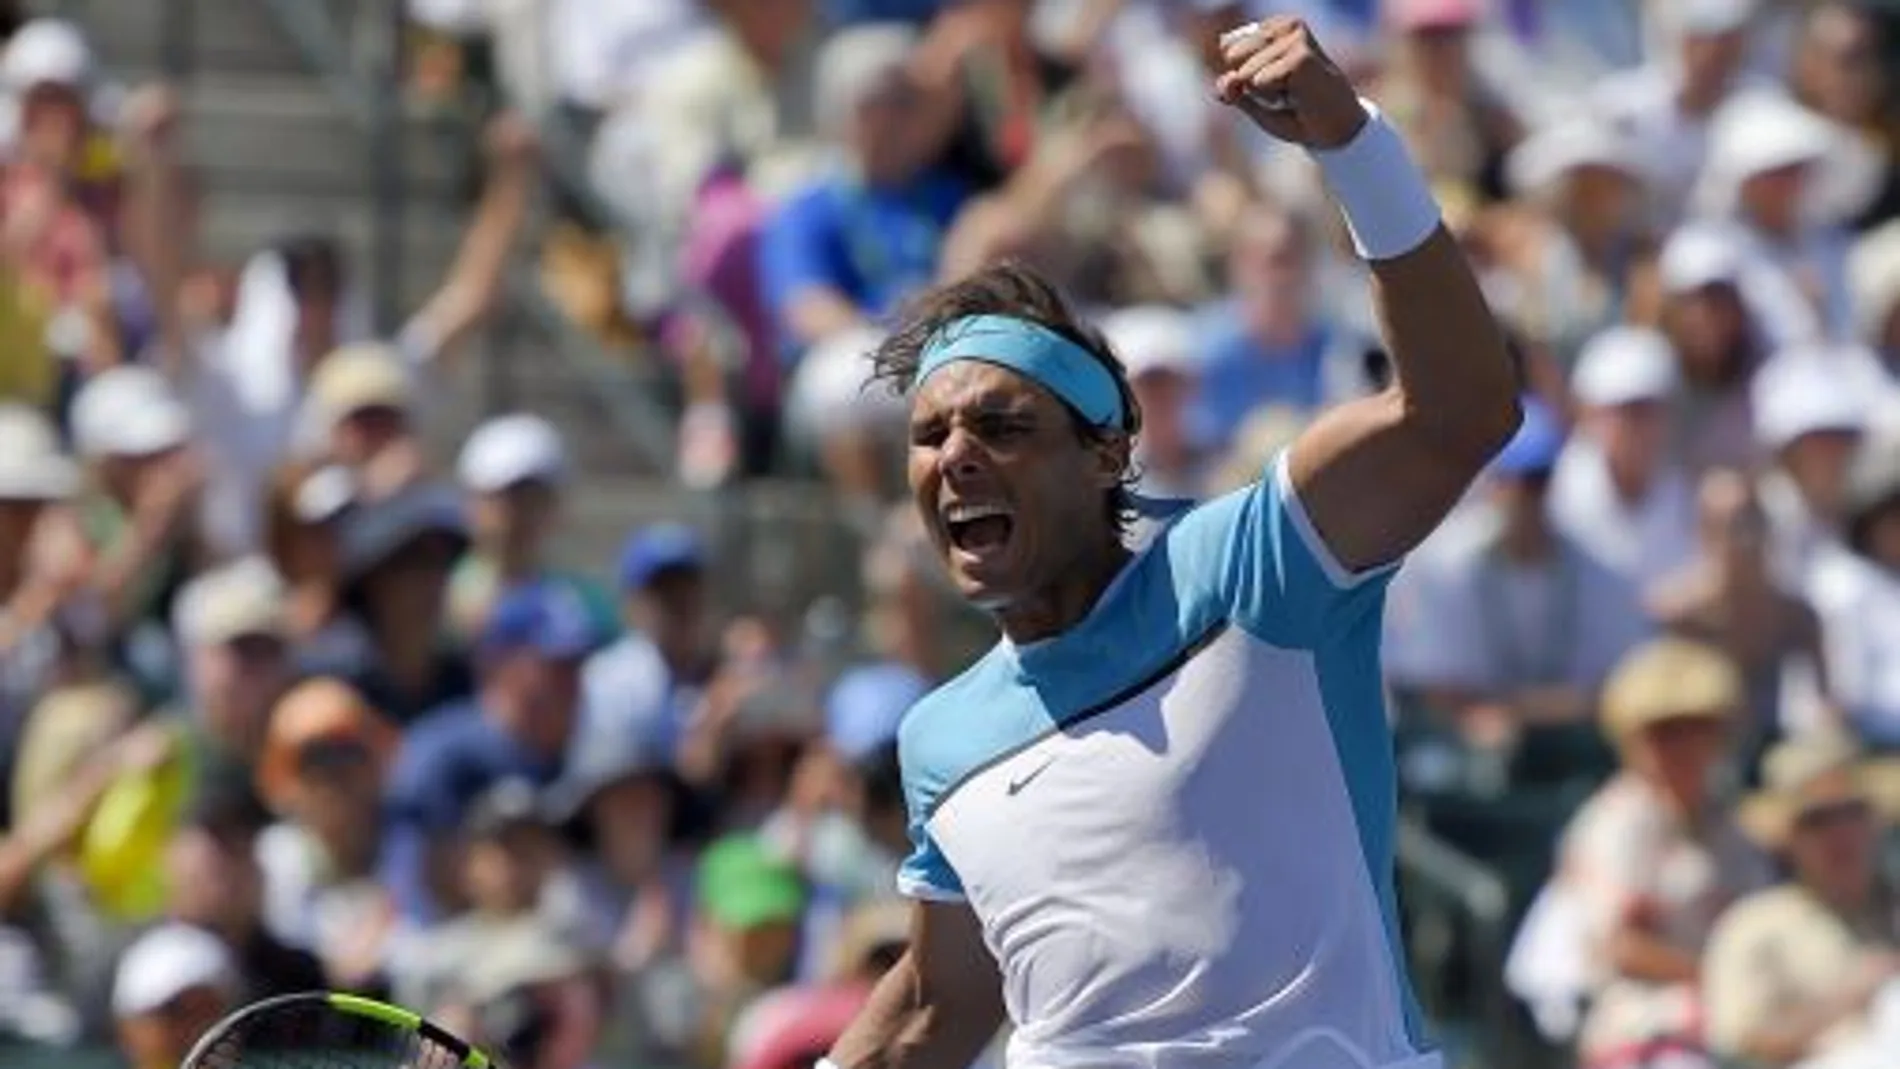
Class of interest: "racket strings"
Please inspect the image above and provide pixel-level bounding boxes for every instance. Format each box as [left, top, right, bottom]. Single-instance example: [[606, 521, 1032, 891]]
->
[[194, 1001, 466, 1069]]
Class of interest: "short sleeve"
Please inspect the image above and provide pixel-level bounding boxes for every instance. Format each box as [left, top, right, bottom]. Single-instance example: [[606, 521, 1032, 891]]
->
[[760, 187, 849, 325], [896, 825, 966, 902], [1165, 449, 1399, 649]]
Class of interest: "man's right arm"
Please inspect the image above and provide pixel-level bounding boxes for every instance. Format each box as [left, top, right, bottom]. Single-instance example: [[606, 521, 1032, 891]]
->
[[828, 900, 1006, 1069]]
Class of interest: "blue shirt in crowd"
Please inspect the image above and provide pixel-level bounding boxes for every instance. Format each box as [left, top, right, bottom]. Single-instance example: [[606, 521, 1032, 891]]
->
[[381, 701, 565, 924], [760, 169, 970, 358], [1190, 301, 1335, 447]]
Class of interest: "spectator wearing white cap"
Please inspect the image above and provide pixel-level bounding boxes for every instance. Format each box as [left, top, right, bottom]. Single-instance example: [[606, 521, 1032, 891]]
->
[[783, 326, 908, 515], [1654, 225, 1768, 474], [1100, 305, 1203, 549], [167, 557, 294, 797], [1752, 350, 1873, 593], [65, 365, 212, 653], [1693, 89, 1883, 343], [1497, 118, 1654, 364], [447, 413, 617, 647], [111, 923, 237, 1069], [1551, 327, 1699, 593], [1592, 0, 1761, 224]]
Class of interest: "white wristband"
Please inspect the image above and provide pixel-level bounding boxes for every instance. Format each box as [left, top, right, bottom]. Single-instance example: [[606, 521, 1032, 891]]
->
[[815, 1059, 843, 1069], [1310, 101, 1441, 262]]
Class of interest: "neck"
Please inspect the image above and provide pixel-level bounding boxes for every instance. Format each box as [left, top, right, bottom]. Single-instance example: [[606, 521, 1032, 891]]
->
[[491, 547, 537, 581], [997, 539, 1130, 644], [1608, 459, 1651, 504], [1498, 518, 1554, 561], [1677, 76, 1725, 117], [1808, 873, 1876, 919], [374, 621, 437, 688]]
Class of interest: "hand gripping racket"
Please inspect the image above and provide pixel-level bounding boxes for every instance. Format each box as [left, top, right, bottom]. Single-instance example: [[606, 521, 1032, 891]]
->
[[180, 992, 495, 1069]]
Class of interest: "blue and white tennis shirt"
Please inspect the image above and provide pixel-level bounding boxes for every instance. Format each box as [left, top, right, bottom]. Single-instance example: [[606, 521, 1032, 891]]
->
[[897, 453, 1438, 1069]]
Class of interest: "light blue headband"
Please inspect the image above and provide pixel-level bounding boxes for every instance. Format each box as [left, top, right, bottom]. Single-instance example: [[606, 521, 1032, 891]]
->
[[915, 314, 1128, 430]]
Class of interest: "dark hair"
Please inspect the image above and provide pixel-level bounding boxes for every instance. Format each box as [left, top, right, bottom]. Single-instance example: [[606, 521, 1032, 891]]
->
[[279, 235, 344, 299], [872, 262, 1143, 536]]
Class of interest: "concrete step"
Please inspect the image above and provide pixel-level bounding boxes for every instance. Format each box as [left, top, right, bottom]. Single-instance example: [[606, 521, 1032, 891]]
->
[[60, 0, 365, 77], [178, 72, 465, 199]]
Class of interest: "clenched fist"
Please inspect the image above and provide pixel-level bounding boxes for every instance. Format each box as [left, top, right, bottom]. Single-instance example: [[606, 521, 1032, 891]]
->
[[1214, 18, 1368, 150]]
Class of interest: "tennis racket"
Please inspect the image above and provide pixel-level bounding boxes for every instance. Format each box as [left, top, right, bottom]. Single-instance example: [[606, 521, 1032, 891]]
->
[[179, 991, 495, 1069]]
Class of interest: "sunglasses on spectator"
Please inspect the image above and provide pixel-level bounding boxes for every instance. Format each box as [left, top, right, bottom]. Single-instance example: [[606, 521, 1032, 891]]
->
[[1795, 798, 1872, 831], [295, 736, 373, 778]]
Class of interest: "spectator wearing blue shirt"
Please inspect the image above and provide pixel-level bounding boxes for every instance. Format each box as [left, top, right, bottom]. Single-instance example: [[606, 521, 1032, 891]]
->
[[579, 525, 719, 771], [1190, 203, 1377, 449], [760, 23, 970, 357], [382, 581, 599, 924]]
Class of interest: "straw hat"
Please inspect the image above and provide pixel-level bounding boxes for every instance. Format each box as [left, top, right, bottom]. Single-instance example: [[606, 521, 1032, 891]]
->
[[1738, 732, 1900, 851], [1599, 638, 1742, 743]]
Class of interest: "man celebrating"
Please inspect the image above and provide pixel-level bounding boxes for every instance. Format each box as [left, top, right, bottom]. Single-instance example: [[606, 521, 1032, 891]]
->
[[823, 19, 1517, 1069]]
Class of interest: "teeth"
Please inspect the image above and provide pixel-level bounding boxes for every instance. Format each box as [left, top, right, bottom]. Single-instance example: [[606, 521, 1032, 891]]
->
[[946, 502, 1011, 523]]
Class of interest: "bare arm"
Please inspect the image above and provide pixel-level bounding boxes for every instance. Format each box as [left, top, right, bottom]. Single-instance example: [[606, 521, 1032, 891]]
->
[[117, 84, 194, 379], [828, 901, 1006, 1069], [406, 114, 540, 362], [1218, 20, 1519, 573]]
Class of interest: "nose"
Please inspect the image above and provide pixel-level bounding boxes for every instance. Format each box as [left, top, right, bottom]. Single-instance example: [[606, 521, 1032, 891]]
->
[[937, 424, 987, 479]]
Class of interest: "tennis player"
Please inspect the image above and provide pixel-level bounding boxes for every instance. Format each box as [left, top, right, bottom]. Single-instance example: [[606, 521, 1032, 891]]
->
[[821, 18, 1519, 1069]]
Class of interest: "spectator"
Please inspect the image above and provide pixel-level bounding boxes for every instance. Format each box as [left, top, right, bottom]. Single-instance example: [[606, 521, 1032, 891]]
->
[[1695, 90, 1870, 344], [162, 775, 327, 1002], [1188, 204, 1374, 448], [448, 413, 616, 645], [1648, 468, 1829, 767], [1558, 638, 1773, 1069], [581, 525, 718, 769], [684, 835, 808, 1067], [760, 24, 968, 356], [1811, 429, 1900, 748], [66, 365, 209, 676], [253, 678, 401, 993], [1385, 399, 1651, 745], [1704, 733, 1900, 1067], [0, 404, 80, 821], [1753, 351, 1869, 590], [167, 558, 294, 804], [1592, 0, 1758, 226], [1100, 305, 1204, 511], [1374, 0, 1525, 206], [546, 721, 691, 969], [420, 914, 603, 1069], [301, 345, 430, 499], [328, 482, 473, 724], [109, 923, 237, 1069], [382, 581, 595, 924], [1653, 224, 1764, 474], [783, 326, 908, 512], [260, 461, 367, 665], [1496, 118, 1653, 365], [160, 116, 538, 557], [1787, 1, 1899, 231], [1551, 326, 1698, 593]]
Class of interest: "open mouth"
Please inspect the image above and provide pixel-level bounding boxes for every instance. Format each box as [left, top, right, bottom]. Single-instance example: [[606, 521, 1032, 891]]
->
[[944, 502, 1014, 556]]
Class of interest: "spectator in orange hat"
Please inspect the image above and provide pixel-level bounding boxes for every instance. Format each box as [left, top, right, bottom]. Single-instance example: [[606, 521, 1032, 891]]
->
[[254, 677, 401, 992]]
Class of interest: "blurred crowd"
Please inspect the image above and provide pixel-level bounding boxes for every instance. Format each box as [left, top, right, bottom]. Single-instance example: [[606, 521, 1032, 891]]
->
[[0, 1, 1896, 1069]]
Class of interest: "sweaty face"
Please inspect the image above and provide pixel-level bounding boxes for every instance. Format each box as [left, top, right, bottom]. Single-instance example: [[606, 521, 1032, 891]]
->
[[908, 361, 1122, 611]]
